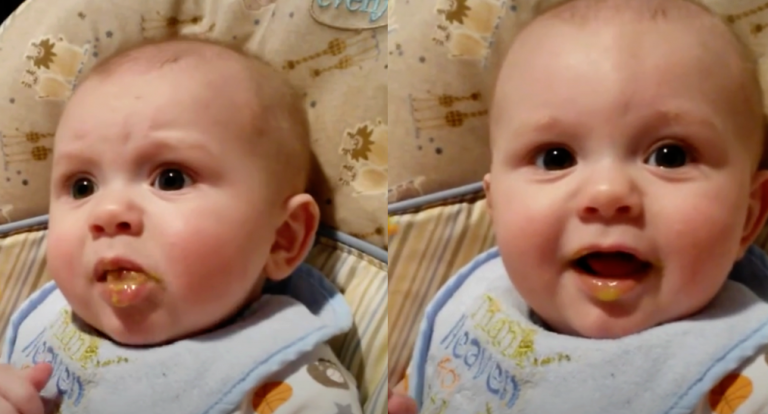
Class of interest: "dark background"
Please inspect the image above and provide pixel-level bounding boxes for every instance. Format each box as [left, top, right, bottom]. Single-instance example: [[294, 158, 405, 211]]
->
[[1, 1, 24, 23]]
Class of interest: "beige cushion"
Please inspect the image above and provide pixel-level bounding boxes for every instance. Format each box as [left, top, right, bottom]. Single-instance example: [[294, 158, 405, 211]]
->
[[388, 0, 768, 203], [0, 0, 388, 249]]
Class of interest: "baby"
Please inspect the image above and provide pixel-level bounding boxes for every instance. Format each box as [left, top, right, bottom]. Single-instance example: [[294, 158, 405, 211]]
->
[[0, 39, 362, 414], [391, 0, 768, 413]]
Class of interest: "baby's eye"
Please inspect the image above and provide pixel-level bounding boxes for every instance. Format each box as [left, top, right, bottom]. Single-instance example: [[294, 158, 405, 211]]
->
[[70, 178, 96, 199], [646, 144, 688, 169], [534, 147, 576, 171], [153, 168, 192, 191]]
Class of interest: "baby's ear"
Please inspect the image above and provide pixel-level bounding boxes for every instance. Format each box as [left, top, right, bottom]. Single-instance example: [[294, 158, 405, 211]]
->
[[739, 170, 768, 258], [264, 194, 320, 281], [483, 173, 493, 213]]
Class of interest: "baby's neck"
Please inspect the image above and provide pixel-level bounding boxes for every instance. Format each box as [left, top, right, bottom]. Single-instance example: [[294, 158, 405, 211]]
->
[[528, 309, 555, 332]]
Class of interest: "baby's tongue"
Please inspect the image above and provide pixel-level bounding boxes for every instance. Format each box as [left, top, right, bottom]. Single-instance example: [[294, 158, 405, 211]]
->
[[584, 252, 647, 278]]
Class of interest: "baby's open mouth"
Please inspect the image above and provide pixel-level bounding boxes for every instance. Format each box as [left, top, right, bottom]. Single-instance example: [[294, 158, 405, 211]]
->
[[95, 262, 162, 308], [96, 268, 149, 283], [97, 269, 158, 284], [571, 251, 653, 278]]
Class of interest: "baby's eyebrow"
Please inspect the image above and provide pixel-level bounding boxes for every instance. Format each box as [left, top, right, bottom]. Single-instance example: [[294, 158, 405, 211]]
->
[[510, 109, 720, 136], [510, 116, 577, 136], [138, 133, 219, 158], [51, 150, 96, 170], [648, 108, 720, 132]]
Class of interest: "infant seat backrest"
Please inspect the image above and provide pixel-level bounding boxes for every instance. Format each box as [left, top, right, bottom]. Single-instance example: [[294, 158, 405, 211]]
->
[[0, 1, 388, 413], [387, 0, 768, 385]]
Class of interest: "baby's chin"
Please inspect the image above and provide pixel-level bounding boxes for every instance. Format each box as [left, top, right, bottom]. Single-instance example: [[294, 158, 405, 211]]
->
[[545, 292, 718, 339], [83, 303, 250, 347], [101, 329, 169, 347], [541, 307, 668, 339], [567, 320, 652, 340], [77, 308, 195, 347], [87, 318, 175, 347]]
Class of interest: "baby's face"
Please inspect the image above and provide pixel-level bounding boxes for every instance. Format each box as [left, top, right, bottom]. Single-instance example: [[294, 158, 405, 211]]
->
[[486, 13, 768, 338], [48, 58, 285, 345]]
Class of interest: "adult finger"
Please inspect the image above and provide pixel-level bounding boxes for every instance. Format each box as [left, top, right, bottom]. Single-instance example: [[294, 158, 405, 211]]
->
[[0, 366, 46, 414], [388, 393, 418, 414], [19, 365, 52, 393]]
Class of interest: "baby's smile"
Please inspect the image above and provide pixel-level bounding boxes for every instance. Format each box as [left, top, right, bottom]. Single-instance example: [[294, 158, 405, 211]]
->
[[571, 250, 652, 278]]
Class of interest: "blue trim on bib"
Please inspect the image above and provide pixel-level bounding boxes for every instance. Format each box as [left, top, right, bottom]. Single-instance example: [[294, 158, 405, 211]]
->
[[668, 317, 768, 413], [2, 281, 58, 363], [206, 263, 351, 412], [409, 247, 501, 409], [666, 245, 768, 413]]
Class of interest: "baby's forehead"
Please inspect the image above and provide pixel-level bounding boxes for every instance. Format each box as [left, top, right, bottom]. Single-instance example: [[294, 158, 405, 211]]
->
[[535, 0, 714, 21], [518, 0, 741, 51], [61, 39, 311, 186], [68, 40, 287, 129], [503, 4, 761, 111]]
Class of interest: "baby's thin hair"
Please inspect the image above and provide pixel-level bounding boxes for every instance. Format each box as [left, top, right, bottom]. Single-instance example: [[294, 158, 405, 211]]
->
[[487, 0, 768, 169]]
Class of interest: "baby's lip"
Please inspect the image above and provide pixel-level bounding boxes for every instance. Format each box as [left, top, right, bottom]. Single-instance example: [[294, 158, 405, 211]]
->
[[570, 244, 649, 262], [93, 257, 146, 282]]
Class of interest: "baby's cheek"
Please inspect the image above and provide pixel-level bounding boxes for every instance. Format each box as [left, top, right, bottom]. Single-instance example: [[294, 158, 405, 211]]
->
[[156, 199, 275, 316], [494, 205, 559, 262], [46, 227, 93, 314], [161, 223, 264, 308], [166, 237, 240, 285], [653, 203, 743, 312], [46, 228, 80, 281]]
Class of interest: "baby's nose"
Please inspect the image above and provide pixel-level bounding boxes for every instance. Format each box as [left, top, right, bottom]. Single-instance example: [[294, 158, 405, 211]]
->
[[579, 171, 642, 220], [89, 197, 144, 237]]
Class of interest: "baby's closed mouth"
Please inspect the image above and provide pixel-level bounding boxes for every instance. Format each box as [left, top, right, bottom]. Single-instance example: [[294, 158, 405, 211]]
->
[[571, 251, 653, 278]]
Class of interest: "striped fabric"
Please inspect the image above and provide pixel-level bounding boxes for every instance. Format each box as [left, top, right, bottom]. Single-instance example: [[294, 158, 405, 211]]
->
[[387, 193, 495, 386], [306, 238, 388, 414], [0, 229, 50, 342], [0, 229, 388, 414]]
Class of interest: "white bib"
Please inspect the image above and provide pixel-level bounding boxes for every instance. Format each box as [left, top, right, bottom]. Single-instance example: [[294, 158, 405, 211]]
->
[[2, 263, 352, 414], [409, 248, 768, 414]]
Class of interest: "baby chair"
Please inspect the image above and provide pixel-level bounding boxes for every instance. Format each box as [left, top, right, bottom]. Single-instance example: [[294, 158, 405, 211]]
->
[[0, 1, 388, 413]]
